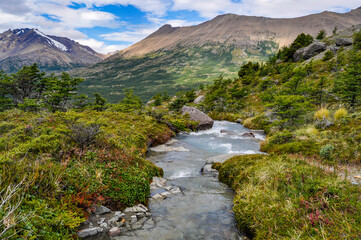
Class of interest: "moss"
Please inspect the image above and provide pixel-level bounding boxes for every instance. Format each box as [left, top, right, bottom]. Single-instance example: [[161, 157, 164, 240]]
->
[[218, 154, 361, 239]]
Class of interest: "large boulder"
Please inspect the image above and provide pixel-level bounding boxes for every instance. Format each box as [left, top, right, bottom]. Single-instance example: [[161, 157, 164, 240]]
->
[[181, 106, 214, 130], [293, 41, 327, 62], [335, 38, 353, 47]]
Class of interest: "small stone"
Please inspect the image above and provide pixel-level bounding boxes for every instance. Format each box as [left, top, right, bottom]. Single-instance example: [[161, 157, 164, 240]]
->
[[108, 216, 121, 226], [151, 193, 165, 200], [108, 227, 121, 237], [114, 211, 125, 217], [136, 204, 148, 212], [236, 119, 242, 123], [160, 191, 172, 197], [170, 186, 182, 194], [77, 227, 102, 238], [97, 218, 106, 225], [165, 186, 172, 191], [242, 132, 255, 138], [100, 222, 109, 229], [131, 215, 137, 223], [136, 212, 145, 218], [202, 164, 217, 174], [94, 205, 111, 215], [145, 212, 152, 218]]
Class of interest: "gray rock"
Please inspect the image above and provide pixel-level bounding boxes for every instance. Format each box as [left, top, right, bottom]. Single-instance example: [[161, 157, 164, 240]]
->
[[160, 191, 172, 197], [249, 130, 265, 135], [335, 38, 353, 47], [78, 227, 102, 238], [293, 41, 327, 62], [202, 164, 218, 174], [130, 215, 137, 223], [235, 119, 242, 123], [151, 193, 165, 200], [151, 177, 167, 189], [220, 130, 239, 136], [206, 154, 238, 164], [136, 212, 145, 218], [108, 216, 121, 226], [97, 218, 106, 225], [114, 211, 125, 217], [194, 95, 205, 104], [170, 186, 182, 194], [94, 205, 111, 215], [181, 106, 214, 130], [99, 222, 109, 229], [242, 132, 255, 138], [330, 46, 340, 53], [108, 227, 121, 237], [150, 144, 189, 152], [145, 212, 152, 218]]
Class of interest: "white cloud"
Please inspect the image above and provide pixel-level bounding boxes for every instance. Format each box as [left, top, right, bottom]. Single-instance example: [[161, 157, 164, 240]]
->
[[76, 38, 129, 53], [0, 0, 360, 55], [171, 0, 361, 18]]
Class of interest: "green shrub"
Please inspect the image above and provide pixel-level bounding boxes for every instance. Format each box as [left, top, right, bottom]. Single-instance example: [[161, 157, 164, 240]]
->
[[319, 144, 335, 160], [322, 50, 334, 61]]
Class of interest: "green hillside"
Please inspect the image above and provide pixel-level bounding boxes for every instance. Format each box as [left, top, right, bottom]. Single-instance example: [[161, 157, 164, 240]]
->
[[77, 41, 278, 102]]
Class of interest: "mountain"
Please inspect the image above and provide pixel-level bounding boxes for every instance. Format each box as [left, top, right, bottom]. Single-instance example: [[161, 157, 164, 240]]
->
[[77, 7, 361, 102], [0, 28, 104, 72]]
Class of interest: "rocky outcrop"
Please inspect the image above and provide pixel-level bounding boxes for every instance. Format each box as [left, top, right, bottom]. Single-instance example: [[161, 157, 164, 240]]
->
[[335, 38, 353, 46], [293, 41, 327, 62], [181, 106, 214, 130]]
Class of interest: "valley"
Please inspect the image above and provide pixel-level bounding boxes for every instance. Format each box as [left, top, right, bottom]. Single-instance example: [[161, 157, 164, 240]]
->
[[1, 4, 361, 240]]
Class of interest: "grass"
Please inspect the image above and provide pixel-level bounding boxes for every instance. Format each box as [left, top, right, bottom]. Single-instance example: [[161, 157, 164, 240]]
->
[[215, 154, 361, 239], [314, 107, 330, 121]]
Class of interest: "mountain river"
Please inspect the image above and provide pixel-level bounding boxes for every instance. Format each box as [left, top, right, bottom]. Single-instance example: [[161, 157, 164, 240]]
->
[[113, 121, 264, 240]]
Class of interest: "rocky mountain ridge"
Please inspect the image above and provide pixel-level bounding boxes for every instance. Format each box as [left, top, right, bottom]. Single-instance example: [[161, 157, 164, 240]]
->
[[118, 7, 361, 58], [0, 28, 104, 72]]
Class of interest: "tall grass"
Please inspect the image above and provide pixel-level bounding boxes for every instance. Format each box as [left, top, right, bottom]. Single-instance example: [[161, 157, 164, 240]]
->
[[314, 106, 330, 120]]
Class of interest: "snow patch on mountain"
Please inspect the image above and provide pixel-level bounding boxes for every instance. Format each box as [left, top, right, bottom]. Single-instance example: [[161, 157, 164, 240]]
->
[[34, 29, 68, 52]]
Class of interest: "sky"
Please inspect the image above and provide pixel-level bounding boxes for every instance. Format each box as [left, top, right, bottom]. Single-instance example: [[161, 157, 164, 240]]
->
[[0, 0, 360, 54]]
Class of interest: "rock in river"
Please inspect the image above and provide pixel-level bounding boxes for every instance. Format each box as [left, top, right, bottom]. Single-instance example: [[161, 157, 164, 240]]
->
[[181, 106, 214, 130]]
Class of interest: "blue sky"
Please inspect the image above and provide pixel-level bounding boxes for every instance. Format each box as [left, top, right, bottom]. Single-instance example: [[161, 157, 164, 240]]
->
[[0, 0, 360, 53]]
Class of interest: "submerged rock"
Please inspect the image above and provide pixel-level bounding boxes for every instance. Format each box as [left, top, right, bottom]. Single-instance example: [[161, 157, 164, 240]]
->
[[181, 106, 214, 130], [242, 132, 255, 138], [150, 144, 189, 152], [249, 130, 265, 135]]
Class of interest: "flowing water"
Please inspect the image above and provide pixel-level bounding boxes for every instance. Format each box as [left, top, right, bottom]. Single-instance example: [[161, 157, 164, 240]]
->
[[113, 121, 264, 240]]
